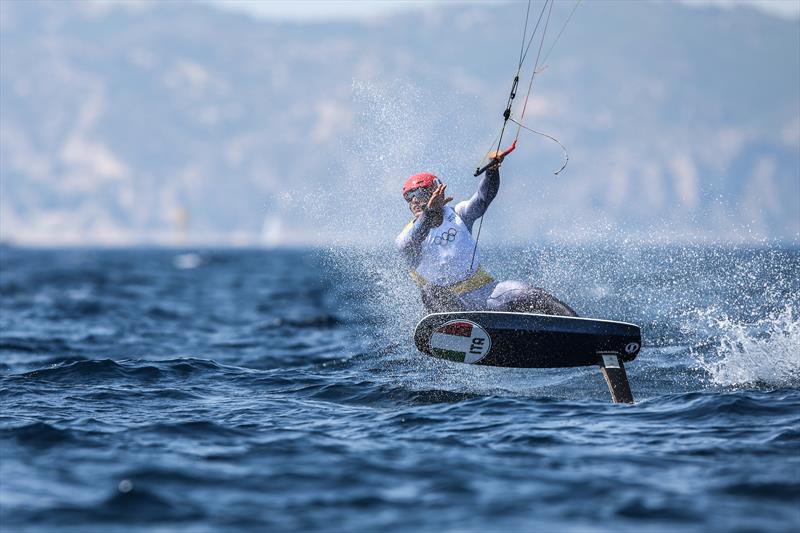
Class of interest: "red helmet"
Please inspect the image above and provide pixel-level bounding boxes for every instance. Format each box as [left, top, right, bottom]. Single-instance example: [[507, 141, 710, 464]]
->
[[402, 172, 440, 196]]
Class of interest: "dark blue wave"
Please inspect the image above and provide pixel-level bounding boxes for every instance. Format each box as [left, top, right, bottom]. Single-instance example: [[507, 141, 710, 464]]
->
[[1, 422, 79, 448], [8, 358, 247, 386], [34, 487, 207, 525]]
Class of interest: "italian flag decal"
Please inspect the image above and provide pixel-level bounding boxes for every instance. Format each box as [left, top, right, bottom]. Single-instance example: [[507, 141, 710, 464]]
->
[[429, 320, 492, 364]]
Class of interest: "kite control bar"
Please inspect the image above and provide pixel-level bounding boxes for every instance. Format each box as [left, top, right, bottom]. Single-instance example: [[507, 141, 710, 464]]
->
[[474, 140, 517, 177]]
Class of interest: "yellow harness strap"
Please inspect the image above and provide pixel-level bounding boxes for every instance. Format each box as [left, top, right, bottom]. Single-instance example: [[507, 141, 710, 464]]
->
[[409, 266, 495, 296]]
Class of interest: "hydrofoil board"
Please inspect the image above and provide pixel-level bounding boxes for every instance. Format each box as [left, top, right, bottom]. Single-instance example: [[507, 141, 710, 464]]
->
[[413, 311, 642, 403]]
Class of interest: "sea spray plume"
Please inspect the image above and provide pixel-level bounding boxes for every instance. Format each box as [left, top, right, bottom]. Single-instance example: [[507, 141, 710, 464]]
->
[[316, 81, 478, 336], [321, 80, 439, 346], [692, 306, 800, 389], [321, 244, 422, 337], [347, 79, 479, 206]]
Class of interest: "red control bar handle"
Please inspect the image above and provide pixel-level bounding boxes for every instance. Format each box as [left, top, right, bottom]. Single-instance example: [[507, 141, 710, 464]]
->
[[474, 140, 517, 177]]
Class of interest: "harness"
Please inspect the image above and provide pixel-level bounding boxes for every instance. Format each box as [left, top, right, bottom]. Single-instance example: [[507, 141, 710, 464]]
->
[[409, 265, 495, 296]]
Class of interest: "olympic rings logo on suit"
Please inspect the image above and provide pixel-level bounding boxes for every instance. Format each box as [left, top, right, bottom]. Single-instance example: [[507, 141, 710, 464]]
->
[[434, 228, 458, 245]]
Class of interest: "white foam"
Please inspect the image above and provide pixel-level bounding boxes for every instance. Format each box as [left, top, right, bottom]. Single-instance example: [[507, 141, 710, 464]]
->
[[693, 305, 800, 388]]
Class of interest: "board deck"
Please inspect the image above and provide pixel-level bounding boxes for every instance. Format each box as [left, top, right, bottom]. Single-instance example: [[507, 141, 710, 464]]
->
[[414, 311, 641, 369]]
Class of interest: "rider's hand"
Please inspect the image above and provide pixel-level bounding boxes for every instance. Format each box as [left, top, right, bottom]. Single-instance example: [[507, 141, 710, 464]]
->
[[425, 183, 453, 212], [487, 150, 505, 170]]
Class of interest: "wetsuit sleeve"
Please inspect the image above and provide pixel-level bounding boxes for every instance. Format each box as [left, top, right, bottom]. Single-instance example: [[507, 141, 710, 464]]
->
[[395, 210, 437, 268], [454, 166, 499, 232]]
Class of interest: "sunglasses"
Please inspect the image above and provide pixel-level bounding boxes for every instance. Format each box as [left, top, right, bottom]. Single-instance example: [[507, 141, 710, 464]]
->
[[404, 179, 441, 203]]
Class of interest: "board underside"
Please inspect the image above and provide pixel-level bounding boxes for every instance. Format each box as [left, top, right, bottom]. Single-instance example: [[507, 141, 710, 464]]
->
[[414, 312, 641, 368]]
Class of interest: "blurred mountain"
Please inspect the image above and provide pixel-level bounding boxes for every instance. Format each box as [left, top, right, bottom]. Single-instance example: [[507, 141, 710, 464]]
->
[[1, 0, 798, 245]]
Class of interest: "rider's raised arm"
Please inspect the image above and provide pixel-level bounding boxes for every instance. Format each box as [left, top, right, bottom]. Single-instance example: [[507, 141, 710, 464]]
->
[[454, 166, 499, 232], [395, 211, 437, 268]]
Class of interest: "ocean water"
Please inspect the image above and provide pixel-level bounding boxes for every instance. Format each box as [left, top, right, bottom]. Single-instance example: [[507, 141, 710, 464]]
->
[[1, 245, 798, 532]]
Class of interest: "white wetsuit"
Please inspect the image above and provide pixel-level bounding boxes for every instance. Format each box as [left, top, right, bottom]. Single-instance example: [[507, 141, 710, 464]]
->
[[395, 167, 576, 316]]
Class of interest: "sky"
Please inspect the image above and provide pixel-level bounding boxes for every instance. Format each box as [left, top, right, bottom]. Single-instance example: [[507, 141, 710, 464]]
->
[[209, 0, 800, 21]]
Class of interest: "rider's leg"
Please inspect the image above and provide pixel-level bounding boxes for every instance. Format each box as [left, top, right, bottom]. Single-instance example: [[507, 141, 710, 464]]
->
[[486, 280, 577, 317]]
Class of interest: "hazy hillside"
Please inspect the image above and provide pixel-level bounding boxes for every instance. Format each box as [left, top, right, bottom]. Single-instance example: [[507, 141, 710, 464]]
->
[[1, 0, 798, 245]]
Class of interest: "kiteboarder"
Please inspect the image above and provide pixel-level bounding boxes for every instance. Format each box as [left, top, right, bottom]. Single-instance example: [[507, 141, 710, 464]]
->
[[396, 154, 577, 316]]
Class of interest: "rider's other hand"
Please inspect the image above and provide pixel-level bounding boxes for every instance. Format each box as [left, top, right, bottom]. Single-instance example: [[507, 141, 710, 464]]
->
[[425, 184, 453, 212]]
